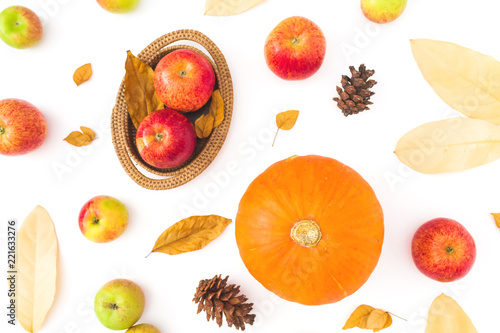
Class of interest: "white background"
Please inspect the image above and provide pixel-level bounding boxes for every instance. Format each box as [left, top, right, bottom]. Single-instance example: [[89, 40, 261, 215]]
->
[[2, 0, 500, 332]]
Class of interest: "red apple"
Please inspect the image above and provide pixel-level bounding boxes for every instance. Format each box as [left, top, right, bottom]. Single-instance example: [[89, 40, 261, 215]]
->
[[0, 6, 43, 49], [0, 99, 47, 156], [79, 195, 129, 243], [361, 0, 407, 24], [412, 218, 476, 282], [154, 49, 215, 112], [264, 16, 326, 80], [136, 108, 196, 169]]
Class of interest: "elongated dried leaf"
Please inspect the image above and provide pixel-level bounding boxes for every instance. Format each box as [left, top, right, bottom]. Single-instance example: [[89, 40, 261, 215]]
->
[[125, 51, 164, 128], [491, 213, 500, 228], [150, 215, 232, 255], [395, 117, 500, 173], [343, 305, 392, 332], [63, 131, 93, 147], [276, 110, 299, 130], [411, 39, 500, 124], [426, 294, 477, 333], [195, 113, 215, 139], [80, 126, 95, 140], [18, 206, 58, 333], [205, 0, 265, 16], [73, 63, 92, 86], [209, 89, 224, 127]]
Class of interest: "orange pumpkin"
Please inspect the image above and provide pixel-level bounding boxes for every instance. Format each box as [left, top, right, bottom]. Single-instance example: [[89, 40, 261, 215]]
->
[[235, 155, 384, 305]]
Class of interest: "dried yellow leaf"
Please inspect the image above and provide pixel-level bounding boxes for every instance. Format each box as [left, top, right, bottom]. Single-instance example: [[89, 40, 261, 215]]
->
[[343, 305, 393, 332], [395, 117, 500, 173], [411, 39, 500, 124], [205, 0, 266, 16], [73, 63, 92, 86], [273, 110, 299, 146], [149, 215, 232, 255], [491, 213, 500, 228], [80, 126, 95, 140], [195, 113, 215, 139], [18, 206, 58, 333], [426, 294, 477, 333], [63, 131, 93, 147], [209, 89, 224, 127], [125, 51, 164, 128]]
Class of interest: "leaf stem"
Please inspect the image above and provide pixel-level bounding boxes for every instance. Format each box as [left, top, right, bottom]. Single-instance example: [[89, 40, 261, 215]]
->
[[387, 311, 407, 321], [272, 129, 279, 147], [145, 252, 152, 259]]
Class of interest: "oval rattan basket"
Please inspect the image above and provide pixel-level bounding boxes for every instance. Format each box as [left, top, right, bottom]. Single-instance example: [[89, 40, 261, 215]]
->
[[111, 30, 233, 190]]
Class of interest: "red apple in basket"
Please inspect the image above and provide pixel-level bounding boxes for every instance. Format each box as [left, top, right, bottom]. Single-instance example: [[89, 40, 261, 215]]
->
[[136, 108, 196, 169], [264, 16, 326, 80], [412, 218, 476, 282], [154, 49, 215, 112], [0, 98, 47, 156]]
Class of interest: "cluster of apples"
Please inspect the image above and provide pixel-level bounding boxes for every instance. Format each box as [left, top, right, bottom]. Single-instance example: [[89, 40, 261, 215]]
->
[[136, 49, 216, 169]]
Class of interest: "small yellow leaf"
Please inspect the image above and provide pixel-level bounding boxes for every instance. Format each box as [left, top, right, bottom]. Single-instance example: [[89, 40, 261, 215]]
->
[[343, 305, 375, 330], [63, 131, 92, 147], [73, 63, 92, 86], [276, 110, 299, 130], [374, 315, 392, 332], [80, 126, 95, 140], [205, 0, 266, 16], [195, 113, 215, 139], [209, 89, 224, 127], [366, 310, 389, 330], [492, 213, 500, 228], [426, 294, 477, 333], [344, 306, 393, 332], [18, 206, 58, 333], [149, 215, 232, 255], [125, 51, 164, 128]]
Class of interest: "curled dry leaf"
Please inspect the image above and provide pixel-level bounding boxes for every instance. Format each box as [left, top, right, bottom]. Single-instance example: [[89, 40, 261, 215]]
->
[[395, 117, 500, 173], [343, 305, 393, 332], [73, 63, 92, 86], [125, 51, 164, 128], [18, 206, 58, 333], [209, 89, 224, 127], [149, 215, 232, 255], [205, 0, 266, 16], [491, 213, 500, 228], [411, 39, 500, 124], [273, 110, 299, 147], [426, 294, 477, 333], [195, 113, 215, 139], [64, 126, 95, 147]]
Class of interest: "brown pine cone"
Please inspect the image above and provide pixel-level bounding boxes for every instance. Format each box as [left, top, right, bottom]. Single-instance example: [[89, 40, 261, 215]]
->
[[193, 275, 256, 331], [333, 64, 377, 116]]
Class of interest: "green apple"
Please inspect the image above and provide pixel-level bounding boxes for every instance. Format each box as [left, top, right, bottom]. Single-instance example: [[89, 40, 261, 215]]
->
[[96, 0, 140, 13], [361, 0, 407, 24], [0, 6, 43, 49], [94, 279, 145, 330], [78, 195, 128, 243], [126, 324, 161, 333]]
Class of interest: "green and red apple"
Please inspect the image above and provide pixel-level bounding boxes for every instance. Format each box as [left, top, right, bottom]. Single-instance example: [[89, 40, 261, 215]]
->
[[79, 195, 128, 243], [96, 0, 140, 13], [94, 279, 145, 330], [126, 324, 161, 333], [154, 49, 215, 112], [412, 218, 476, 282], [361, 0, 407, 24], [0, 99, 47, 156], [264, 16, 326, 80], [0, 6, 43, 49], [136, 108, 196, 169]]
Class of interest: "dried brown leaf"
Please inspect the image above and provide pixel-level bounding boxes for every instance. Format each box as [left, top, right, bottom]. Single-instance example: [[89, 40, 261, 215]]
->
[[492, 213, 500, 228], [80, 126, 95, 140], [18, 206, 58, 333], [343, 305, 393, 332], [195, 113, 215, 139], [367, 310, 389, 331], [343, 305, 375, 330], [63, 131, 92, 147], [73, 63, 92, 86], [124, 51, 164, 128], [149, 215, 232, 255], [273, 110, 299, 146], [209, 89, 224, 127], [205, 0, 266, 16]]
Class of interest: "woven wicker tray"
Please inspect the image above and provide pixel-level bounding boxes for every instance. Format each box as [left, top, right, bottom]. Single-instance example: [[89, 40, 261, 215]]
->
[[111, 30, 233, 190]]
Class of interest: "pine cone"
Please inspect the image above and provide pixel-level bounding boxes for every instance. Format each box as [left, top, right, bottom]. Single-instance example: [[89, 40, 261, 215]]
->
[[333, 64, 377, 116], [193, 275, 256, 331]]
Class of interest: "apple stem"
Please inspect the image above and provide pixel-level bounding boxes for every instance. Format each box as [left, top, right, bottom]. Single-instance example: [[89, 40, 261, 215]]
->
[[155, 133, 163, 142], [0, 126, 5, 135], [272, 129, 279, 147], [92, 217, 99, 225], [445, 246, 454, 254], [110, 303, 119, 310], [179, 70, 187, 77], [387, 311, 408, 321], [291, 37, 300, 45]]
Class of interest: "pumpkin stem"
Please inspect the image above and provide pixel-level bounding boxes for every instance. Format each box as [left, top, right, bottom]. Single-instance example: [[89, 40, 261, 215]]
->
[[291, 220, 322, 248]]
